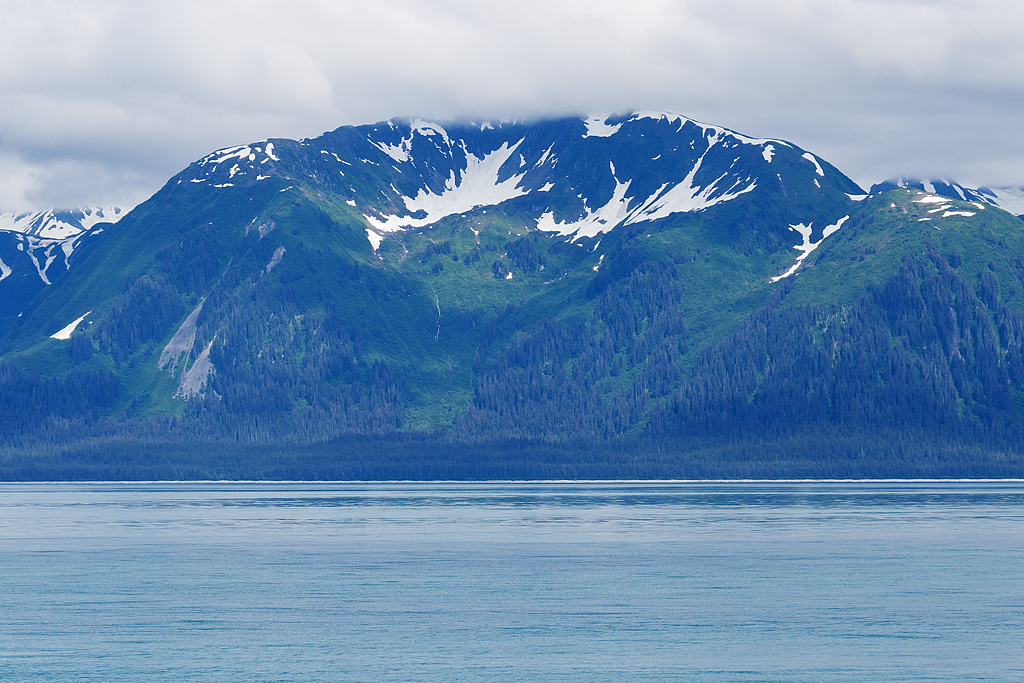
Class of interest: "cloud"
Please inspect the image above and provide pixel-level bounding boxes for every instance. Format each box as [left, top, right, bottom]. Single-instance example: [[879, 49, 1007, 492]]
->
[[0, 152, 42, 211], [1, 0, 1023, 211]]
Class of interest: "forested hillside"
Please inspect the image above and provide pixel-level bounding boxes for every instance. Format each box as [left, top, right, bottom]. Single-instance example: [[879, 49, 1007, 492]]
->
[[2, 114, 1023, 479]]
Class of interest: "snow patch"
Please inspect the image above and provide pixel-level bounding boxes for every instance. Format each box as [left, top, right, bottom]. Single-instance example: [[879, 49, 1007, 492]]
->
[[537, 130, 759, 238], [762, 145, 775, 163], [980, 186, 1024, 215], [365, 139, 527, 233], [802, 153, 825, 177], [914, 195, 949, 204], [822, 215, 848, 240], [20, 236, 59, 285], [771, 215, 848, 282], [535, 144, 555, 167], [372, 134, 413, 163], [583, 115, 622, 138], [50, 311, 91, 340], [943, 210, 976, 218], [365, 229, 383, 251], [629, 110, 787, 148], [537, 176, 634, 241], [846, 194, 868, 201], [0, 206, 124, 239], [60, 234, 82, 261], [0, 256, 11, 282], [410, 119, 452, 147], [623, 132, 757, 224], [631, 110, 692, 128], [202, 145, 252, 167]]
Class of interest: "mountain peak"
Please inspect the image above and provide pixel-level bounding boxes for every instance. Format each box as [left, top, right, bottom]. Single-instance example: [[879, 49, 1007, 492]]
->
[[340, 112, 862, 249], [0, 206, 126, 239]]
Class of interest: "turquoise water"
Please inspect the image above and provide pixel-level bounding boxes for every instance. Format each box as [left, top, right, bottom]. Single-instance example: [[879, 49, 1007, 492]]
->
[[1, 482, 1022, 681]]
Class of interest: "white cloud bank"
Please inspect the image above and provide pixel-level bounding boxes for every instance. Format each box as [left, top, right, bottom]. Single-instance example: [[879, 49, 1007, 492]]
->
[[2, 0, 1023, 212]]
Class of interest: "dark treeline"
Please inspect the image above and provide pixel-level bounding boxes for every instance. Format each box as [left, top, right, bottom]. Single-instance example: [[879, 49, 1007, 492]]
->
[[0, 364, 119, 437], [1, 427, 1020, 481]]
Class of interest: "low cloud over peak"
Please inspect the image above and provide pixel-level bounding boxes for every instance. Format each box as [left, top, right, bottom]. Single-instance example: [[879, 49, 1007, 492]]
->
[[2, 0, 1023, 212]]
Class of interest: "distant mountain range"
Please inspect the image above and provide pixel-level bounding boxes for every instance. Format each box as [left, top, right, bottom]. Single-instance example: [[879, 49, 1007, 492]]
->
[[2, 112, 1023, 479], [0, 207, 123, 321], [869, 178, 1024, 218], [0, 206, 124, 238]]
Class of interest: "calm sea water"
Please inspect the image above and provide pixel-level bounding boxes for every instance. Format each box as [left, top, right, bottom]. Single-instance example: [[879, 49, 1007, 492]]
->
[[1, 481, 1022, 682]]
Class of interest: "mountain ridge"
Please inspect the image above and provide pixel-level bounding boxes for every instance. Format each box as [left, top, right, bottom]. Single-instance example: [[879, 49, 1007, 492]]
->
[[870, 178, 1024, 218], [3, 112, 1024, 479]]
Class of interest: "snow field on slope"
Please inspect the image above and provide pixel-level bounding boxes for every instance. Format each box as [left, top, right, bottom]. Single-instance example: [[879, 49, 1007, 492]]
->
[[983, 187, 1024, 215], [536, 165, 634, 241], [51, 311, 92, 340], [771, 216, 849, 282], [530, 131, 760, 240], [583, 115, 622, 138], [365, 140, 527, 235]]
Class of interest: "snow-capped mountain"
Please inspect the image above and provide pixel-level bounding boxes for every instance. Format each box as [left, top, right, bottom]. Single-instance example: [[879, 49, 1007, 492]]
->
[[870, 178, 1024, 219], [0, 206, 125, 239], [978, 187, 1024, 217], [0, 207, 126, 283], [0, 206, 125, 321], [180, 111, 861, 253], [7, 112, 1024, 472]]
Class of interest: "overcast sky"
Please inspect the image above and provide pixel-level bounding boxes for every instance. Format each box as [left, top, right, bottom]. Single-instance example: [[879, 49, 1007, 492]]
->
[[1, 0, 1022, 212]]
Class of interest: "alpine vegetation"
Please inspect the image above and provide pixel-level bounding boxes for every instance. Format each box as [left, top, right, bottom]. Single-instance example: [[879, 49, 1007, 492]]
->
[[2, 112, 1023, 479]]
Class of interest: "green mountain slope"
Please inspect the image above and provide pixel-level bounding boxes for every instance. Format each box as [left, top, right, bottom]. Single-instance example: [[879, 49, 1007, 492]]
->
[[3, 114, 1024, 479]]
